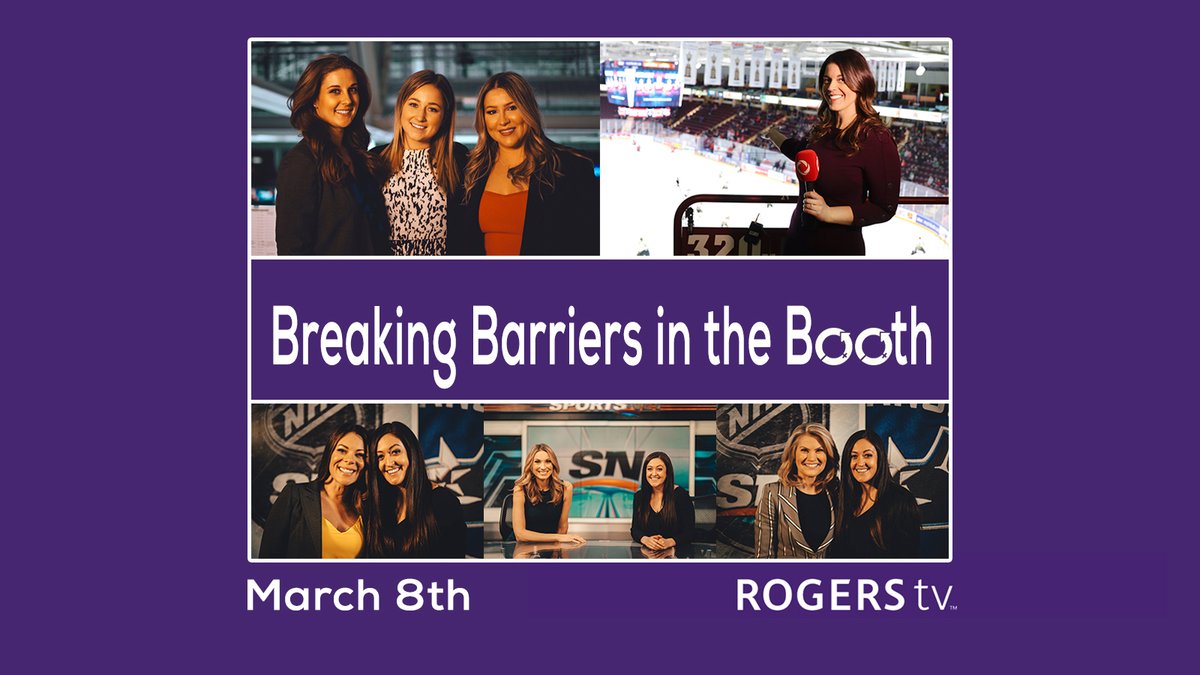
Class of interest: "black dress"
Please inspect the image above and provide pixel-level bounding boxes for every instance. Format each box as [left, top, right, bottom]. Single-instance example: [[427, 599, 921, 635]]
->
[[784, 125, 901, 256], [630, 486, 695, 546], [385, 486, 467, 558], [829, 484, 921, 559], [523, 489, 564, 534]]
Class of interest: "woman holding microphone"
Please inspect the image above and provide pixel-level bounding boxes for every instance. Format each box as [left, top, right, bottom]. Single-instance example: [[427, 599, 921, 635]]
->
[[777, 49, 901, 256]]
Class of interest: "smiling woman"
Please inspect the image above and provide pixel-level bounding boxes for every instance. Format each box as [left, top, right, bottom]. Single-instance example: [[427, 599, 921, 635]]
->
[[754, 423, 841, 559], [829, 429, 921, 559], [449, 72, 599, 256], [630, 452, 695, 553], [362, 421, 466, 558], [510, 443, 586, 544], [378, 71, 469, 256], [259, 423, 370, 558], [275, 54, 386, 256], [781, 49, 901, 256]]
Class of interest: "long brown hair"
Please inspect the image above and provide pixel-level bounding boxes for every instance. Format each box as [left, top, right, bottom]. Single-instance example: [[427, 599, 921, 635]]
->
[[807, 49, 885, 156], [634, 452, 677, 533], [463, 72, 566, 198], [363, 422, 440, 557], [385, 70, 460, 198], [835, 429, 894, 550], [513, 443, 565, 505], [287, 54, 380, 185]]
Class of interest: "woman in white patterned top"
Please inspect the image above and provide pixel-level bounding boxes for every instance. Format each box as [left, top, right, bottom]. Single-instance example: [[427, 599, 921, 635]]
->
[[381, 70, 468, 256]]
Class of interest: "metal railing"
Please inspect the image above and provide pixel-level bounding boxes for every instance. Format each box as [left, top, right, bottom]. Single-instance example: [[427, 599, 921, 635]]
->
[[673, 194, 950, 255]]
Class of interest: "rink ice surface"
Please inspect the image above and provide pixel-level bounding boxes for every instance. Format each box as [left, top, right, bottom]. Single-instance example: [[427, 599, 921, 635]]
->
[[600, 135, 950, 259]]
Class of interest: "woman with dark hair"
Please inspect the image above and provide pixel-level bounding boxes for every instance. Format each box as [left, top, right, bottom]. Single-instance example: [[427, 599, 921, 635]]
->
[[275, 54, 385, 256], [363, 421, 466, 558], [754, 423, 840, 559], [259, 423, 368, 558], [447, 72, 599, 256], [830, 430, 921, 558], [781, 49, 901, 256], [511, 444, 586, 543], [630, 452, 695, 551], [379, 70, 469, 256]]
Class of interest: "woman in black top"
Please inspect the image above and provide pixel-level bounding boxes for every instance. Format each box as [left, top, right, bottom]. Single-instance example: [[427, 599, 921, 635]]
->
[[363, 421, 466, 558], [630, 452, 695, 551], [830, 429, 921, 559], [782, 49, 901, 256], [275, 54, 385, 255], [511, 443, 585, 544]]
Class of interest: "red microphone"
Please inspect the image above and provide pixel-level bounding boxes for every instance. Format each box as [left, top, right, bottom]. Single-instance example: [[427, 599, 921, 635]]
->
[[765, 127, 821, 227], [796, 149, 820, 228], [795, 149, 819, 183], [766, 126, 820, 187]]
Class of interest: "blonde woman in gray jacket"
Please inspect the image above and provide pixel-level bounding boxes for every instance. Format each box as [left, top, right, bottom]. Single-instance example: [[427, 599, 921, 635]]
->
[[754, 423, 841, 558]]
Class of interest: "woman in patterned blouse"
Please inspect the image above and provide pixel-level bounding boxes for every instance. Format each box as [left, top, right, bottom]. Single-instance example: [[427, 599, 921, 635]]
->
[[381, 70, 468, 256]]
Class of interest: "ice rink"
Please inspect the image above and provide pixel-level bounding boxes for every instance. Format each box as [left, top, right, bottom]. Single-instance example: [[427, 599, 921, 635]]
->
[[600, 134, 950, 258]]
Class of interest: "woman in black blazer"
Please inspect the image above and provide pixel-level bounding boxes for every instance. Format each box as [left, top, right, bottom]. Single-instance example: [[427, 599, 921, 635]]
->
[[275, 54, 385, 256], [448, 71, 599, 256], [630, 452, 695, 552], [362, 421, 467, 558], [259, 423, 369, 558]]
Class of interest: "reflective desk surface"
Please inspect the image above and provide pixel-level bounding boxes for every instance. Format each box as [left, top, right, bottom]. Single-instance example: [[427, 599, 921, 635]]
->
[[483, 540, 752, 559]]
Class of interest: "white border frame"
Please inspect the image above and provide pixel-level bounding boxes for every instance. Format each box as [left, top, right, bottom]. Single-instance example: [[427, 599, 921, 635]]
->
[[246, 36, 952, 564]]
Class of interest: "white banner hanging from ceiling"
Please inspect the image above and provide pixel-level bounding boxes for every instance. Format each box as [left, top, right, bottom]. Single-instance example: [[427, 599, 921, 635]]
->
[[706, 41, 722, 85], [729, 42, 746, 87], [748, 44, 765, 88], [769, 47, 783, 89]]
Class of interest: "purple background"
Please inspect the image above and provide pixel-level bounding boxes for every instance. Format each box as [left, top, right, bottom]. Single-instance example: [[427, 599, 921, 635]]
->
[[16, 5, 1184, 672], [252, 259, 948, 400]]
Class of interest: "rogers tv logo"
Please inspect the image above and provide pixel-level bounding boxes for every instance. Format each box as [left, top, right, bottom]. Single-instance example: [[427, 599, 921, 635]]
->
[[736, 578, 956, 612]]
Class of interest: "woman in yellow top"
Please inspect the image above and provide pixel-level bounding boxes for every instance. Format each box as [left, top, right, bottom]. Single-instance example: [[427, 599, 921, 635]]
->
[[260, 423, 368, 558]]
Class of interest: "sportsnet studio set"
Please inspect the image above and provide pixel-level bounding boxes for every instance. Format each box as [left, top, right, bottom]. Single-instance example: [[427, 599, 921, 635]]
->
[[478, 402, 947, 560]]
